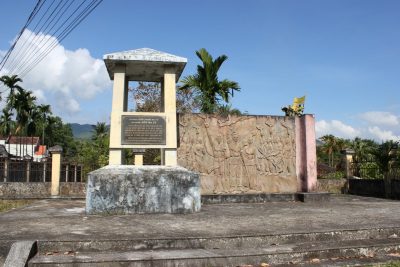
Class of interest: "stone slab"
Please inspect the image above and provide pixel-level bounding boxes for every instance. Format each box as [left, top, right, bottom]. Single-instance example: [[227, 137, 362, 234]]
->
[[4, 240, 36, 267], [85, 165, 200, 214], [201, 193, 298, 204], [28, 239, 400, 266], [297, 192, 331, 202]]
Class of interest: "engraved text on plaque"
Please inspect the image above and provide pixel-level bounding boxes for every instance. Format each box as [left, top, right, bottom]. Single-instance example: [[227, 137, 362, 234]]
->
[[121, 115, 166, 145]]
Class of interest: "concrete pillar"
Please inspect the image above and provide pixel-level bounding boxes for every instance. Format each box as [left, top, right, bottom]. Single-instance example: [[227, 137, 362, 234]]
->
[[133, 149, 145, 166], [26, 161, 31, 182], [43, 162, 47, 182], [49, 145, 62, 197], [109, 64, 127, 165], [163, 70, 177, 166], [4, 159, 8, 182], [295, 114, 317, 192], [65, 164, 69, 182], [341, 149, 355, 179], [74, 164, 78, 182]]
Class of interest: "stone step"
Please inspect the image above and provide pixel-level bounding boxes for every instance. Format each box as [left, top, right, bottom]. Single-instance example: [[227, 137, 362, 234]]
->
[[28, 238, 400, 267], [37, 227, 400, 253]]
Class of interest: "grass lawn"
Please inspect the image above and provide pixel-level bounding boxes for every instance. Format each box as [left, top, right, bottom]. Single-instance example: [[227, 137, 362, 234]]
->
[[381, 262, 400, 267], [0, 199, 33, 212]]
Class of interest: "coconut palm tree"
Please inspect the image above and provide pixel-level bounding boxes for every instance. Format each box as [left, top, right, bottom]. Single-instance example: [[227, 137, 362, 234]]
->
[[0, 74, 23, 107], [0, 109, 14, 137], [36, 104, 51, 145], [13, 88, 36, 135], [179, 48, 240, 113], [92, 122, 108, 141], [320, 135, 337, 167]]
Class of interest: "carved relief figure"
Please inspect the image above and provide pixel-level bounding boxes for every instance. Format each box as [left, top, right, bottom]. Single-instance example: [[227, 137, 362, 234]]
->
[[227, 130, 243, 191], [177, 114, 297, 194], [241, 137, 258, 190]]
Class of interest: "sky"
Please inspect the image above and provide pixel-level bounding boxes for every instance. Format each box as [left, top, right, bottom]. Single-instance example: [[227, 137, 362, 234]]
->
[[0, 0, 399, 142]]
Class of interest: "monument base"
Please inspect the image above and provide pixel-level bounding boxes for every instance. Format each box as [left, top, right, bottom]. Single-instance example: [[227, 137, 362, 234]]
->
[[86, 165, 200, 214]]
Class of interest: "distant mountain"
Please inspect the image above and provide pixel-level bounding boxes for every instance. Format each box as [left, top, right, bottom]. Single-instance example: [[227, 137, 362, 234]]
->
[[68, 123, 94, 139]]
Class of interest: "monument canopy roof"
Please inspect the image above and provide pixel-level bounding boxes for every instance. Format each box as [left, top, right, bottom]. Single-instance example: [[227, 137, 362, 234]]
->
[[103, 48, 187, 82]]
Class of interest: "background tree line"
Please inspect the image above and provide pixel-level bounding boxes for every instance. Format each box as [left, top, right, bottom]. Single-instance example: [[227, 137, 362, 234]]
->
[[318, 134, 399, 179]]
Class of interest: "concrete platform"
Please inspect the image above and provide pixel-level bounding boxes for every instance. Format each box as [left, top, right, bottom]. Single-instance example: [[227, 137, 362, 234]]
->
[[1, 194, 400, 266]]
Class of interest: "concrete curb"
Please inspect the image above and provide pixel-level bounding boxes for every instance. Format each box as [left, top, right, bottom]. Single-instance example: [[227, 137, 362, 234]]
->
[[4, 240, 37, 267]]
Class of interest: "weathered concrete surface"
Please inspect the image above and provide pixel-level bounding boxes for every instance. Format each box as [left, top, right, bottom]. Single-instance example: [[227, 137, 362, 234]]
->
[[317, 178, 347, 193], [86, 165, 200, 214], [28, 239, 400, 267], [0, 195, 399, 242], [297, 192, 330, 202], [0, 182, 85, 199], [4, 241, 36, 267], [1, 195, 400, 265]]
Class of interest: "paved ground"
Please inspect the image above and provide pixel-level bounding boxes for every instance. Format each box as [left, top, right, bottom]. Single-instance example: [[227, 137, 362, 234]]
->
[[1, 194, 400, 242]]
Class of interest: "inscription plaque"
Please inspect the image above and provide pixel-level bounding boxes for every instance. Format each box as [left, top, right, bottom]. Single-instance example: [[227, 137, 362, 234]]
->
[[121, 115, 166, 145]]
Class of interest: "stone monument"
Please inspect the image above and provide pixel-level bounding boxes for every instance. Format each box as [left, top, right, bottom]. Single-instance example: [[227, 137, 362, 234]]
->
[[86, 48, 200, 214]]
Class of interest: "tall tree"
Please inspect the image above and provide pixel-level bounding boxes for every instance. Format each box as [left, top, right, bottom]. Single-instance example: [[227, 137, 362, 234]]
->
[[130, 82, 199, 113], [0, 74, 23, 104], [37, 104, 51, 145], [320, 135, 337, 167], [92, 122, 108, 141], [179, 48, 240, 113], [0, 109, 14, 136]]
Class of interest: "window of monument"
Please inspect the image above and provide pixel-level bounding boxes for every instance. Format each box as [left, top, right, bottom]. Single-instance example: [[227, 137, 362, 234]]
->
[[128, 81, 162, 112]]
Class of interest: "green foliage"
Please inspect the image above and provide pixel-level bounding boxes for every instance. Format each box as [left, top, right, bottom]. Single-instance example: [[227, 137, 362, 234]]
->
[[130, 82, 200, 113], [73, 124, 109, 178], [179, 48, 240, 114], [281, 105, 303, 117], [215, 104, 243, 116], [317, 134, 400, 180], [0, 200, 33, 213], [318, 135, 350, 168], [319, 171, 345, 179], [0, 75, 77, 158]]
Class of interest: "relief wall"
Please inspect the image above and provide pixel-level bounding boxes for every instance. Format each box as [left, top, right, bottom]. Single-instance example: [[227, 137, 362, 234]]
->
[[177, 114, 298, 194]]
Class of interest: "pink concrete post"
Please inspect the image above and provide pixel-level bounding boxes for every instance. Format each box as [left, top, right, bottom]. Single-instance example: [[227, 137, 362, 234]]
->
[[295, 114, 317, 192]]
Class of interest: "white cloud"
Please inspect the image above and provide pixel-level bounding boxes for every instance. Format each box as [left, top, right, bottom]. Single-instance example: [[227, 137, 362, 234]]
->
[[359, 111, 399, 127], [368, 126, 400, 142], [316, 120, 361, 139], [1, 30, 111, 115]]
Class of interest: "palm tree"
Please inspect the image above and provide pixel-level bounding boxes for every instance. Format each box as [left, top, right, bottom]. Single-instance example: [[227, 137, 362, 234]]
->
[[0, 74, 23, 107], [179, 48, 240, 113], [13, 88, 36, 135], [36, 104, 51, 145], [320, 135, 337, 167], [373, 140, 399, 174], [0, 109, 14, 137], [92, 122, 108, 141]]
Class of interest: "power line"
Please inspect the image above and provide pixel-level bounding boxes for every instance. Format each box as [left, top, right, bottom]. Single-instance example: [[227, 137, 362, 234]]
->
[[5, 0, 57, 73], [0, 0, 44, 71], [19, 0, 103, 78], [7, 0, 74, 75], [0, 0, 104, 94]]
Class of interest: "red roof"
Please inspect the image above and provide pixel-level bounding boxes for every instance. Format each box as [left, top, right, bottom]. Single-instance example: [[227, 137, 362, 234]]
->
[[35, 145, 46, 155], [6, 136, 40, 145]]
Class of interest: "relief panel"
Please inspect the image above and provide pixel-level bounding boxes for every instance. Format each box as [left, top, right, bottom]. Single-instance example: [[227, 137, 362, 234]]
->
[[177, 114, 297, 194]]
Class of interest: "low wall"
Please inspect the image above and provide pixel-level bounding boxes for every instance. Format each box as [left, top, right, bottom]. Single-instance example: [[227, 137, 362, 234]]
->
[[348, 179, 386, 198], [393, 180, 400, 200], [0, 183, 85, 199], [317, 179, 347, 194]]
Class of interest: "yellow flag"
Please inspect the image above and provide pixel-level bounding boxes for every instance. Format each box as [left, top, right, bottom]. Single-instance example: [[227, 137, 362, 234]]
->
[[292, 96, 305, 111]]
